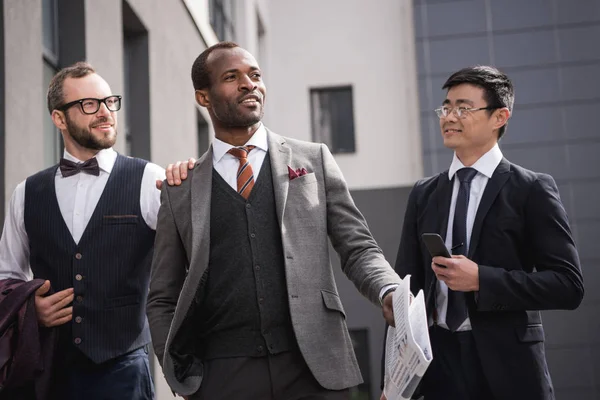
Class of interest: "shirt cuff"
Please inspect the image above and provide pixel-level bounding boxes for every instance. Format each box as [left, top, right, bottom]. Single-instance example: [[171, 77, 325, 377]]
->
[[379, 284, 399, 305]]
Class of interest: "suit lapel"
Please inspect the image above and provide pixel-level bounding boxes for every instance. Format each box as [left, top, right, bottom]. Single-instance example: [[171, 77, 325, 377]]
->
[[435, 172, 453, 240], [468, 158, 511, 258], [425, 172, 453, 307], [189, 147, 213, 277], [266, 130, 291, 226]]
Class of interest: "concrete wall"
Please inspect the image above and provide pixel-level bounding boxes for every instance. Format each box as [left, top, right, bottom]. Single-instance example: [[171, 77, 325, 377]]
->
[[414, 0, 600, 398], [3, 0, 45, 211], [267, 0, 423, 190]]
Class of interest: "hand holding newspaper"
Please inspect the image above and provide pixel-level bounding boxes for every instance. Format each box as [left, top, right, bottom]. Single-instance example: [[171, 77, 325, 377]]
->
[[383, 275, 433, 400]]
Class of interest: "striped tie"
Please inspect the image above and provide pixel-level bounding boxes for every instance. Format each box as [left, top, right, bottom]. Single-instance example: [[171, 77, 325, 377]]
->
[[228, 145, 256, 199]]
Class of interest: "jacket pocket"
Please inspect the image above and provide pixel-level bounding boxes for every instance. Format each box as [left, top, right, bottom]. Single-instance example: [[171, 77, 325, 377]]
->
[[103, 215, 139, 225], [515, 324, 545, 343], [290, 172, 317, 186], [321, 290, 346, 319]]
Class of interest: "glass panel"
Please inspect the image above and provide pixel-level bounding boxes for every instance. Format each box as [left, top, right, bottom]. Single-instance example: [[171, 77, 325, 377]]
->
[[43, 61, 62, 166], [349, 329, 372, 400], [209, 0, 235, 41], [42, 0, 58, 58], [197, 109, 209, 156]]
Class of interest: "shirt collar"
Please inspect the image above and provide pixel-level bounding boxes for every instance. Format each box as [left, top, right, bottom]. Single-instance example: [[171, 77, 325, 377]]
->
[[63, 147, 117, 174], [212, 123, 269, 165], [448, 143, 503, 180]]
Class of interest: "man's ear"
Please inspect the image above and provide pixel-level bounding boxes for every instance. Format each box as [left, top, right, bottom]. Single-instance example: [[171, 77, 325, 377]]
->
[[51, 110, 67, 131], [493, 107, 511, 131], [195, 90, 210, 108]]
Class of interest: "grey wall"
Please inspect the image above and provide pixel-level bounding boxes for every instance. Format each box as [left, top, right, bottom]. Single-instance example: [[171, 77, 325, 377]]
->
[[414, 0, 600, 398], [332, 186, 412, 400]]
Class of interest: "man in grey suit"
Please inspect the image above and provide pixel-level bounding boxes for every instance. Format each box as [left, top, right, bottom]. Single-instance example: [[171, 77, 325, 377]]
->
[[147, 42, 401, 400]]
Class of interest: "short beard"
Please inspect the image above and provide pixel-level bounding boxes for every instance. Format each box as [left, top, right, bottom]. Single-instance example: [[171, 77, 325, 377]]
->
[[65, 113, 116, 150], [210, 92, 264, 128]]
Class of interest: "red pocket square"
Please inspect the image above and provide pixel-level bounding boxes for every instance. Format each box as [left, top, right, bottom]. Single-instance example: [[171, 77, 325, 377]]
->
[[288, 166, 309, 180]]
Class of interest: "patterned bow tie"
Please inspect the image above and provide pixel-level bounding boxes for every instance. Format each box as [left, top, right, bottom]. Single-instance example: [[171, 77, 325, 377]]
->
[[59, 157, 100, 178]]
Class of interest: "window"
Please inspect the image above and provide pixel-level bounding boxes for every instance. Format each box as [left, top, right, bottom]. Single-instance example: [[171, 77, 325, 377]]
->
[[349, 329, 372, 400], [310, 86, 356, 154], [209, 0, 235, 41], [42, 0, 62, 167], [197, 109, 209, 156], [256, 10, 266, 67], [123, 0, 150, 159]]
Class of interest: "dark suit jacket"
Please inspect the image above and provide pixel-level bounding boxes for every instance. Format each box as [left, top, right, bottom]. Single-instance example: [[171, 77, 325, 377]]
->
[[0, 278, 56, 400], [394, 158, 584, 400]]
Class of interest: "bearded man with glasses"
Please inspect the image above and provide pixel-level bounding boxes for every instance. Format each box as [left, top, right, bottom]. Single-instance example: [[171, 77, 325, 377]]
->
[[0, 61, 164, 399], [382, 66, 583, 400]]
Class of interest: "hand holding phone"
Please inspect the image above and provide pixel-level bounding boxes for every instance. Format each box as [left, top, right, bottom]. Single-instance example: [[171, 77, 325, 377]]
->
[[421, 233, 451, 268]]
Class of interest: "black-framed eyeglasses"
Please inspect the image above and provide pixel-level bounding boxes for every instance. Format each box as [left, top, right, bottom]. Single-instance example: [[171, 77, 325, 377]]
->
[[434, 106, 496, 119], [57, 95, 122, 115]]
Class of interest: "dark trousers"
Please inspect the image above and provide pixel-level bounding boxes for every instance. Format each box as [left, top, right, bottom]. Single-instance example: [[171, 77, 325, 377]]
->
[[50, 346, 154, 400], [192, 350, 350, 400], [420, 325, 493, 400]]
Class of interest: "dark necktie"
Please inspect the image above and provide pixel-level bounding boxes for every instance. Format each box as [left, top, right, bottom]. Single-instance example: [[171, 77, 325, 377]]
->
[[447, 167, 478, 332], [59, 157, 100, 178], [227, 146, 256, 199]]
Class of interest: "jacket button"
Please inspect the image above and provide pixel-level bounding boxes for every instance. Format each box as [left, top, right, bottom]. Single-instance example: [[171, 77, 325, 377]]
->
[[257, 345, 263, 352], [75, 274, 83, 281], [75, 316, 82, 323], [75, 253, 82, 260], [74, 337, 82, 345], [76, 295, 84, 303]]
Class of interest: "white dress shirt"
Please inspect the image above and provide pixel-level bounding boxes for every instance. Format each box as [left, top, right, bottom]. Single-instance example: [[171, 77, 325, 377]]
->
[[435, 144, 503, 331], [212, 123, 269, 188], [0, 148, 165, 281]]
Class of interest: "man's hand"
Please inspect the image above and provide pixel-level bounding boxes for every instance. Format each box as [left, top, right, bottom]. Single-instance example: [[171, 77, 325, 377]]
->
[[382, 292, 395, 327], [35, 280, 74, 327], [432, 255, 479, 292], [155, 158, 196, 190]]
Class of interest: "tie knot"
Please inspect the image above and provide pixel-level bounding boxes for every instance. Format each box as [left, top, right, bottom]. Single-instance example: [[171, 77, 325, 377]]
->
[[228, 145, 255, 160], [456, 167, 478, 184]]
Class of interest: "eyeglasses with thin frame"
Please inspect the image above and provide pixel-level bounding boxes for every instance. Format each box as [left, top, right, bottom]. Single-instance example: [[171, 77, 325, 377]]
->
[[434, 106, 496, 119], [57, 95, 122, 115]]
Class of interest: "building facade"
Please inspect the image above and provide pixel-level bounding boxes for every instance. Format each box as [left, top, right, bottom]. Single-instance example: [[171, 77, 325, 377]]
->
[[1, 0, 598, 399]]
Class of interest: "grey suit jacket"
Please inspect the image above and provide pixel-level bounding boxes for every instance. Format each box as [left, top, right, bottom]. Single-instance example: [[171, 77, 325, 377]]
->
[[147, 130, 401, 395]]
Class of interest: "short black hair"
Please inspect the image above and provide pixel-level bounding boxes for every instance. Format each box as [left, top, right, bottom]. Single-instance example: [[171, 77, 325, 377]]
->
[[191, 41, 240, 91], [442, 65, 514, 139]]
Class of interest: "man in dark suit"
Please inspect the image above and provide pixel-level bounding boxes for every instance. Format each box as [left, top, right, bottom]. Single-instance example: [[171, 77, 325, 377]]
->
[[146, 42, 401, 400], [388, 66, 584, 400]]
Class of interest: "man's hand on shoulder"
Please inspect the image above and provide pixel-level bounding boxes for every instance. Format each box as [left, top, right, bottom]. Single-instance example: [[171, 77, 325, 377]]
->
[[155, 158, 196, 190]]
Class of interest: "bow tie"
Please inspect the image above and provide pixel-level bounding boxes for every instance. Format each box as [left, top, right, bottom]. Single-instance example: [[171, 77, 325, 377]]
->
[[59, 157, 101, 178]]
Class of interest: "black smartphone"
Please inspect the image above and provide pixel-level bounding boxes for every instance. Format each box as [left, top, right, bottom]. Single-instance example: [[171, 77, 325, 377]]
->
[[421, 233, 451, 267]]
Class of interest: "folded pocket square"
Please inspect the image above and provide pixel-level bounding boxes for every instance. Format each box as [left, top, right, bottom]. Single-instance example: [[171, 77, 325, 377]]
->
[[288, 166, 309, 180]]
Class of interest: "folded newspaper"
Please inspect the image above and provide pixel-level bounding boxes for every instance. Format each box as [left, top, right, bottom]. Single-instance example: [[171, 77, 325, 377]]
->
[[383, 275, 433, 400]]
